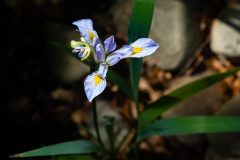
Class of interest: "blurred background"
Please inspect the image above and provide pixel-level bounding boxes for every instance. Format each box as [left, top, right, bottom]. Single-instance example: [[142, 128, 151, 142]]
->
[[1, 0, 240, 159]]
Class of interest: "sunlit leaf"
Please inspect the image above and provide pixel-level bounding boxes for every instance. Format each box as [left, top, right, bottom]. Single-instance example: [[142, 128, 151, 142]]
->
[[128, 0, 155, 101]]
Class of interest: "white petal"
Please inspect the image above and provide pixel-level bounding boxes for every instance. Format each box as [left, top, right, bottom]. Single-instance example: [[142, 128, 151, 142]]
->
[[72, 19, 99, 46], [128, 38, 159, 58], [84, 72, 107, 102]]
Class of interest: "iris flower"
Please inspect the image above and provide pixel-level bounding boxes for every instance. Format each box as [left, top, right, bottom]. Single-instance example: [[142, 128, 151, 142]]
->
[[71, 19, 159, 102]]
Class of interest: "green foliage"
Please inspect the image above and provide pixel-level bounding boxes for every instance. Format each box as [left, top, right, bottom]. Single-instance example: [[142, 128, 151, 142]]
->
[[128, 0, 155, 102], [139, 67, 240, 128], [104, 116, 116, 157], [11, 140, 98, 158], [138, 116, 240, 141]]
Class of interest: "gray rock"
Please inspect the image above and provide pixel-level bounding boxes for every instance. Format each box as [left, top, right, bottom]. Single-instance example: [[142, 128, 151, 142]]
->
[[210, 5, 240, 57], [112, 0, 203, 70], [206, 94, 240, 160], [111, 0, 133, 36], [45, 22, 89, 83]]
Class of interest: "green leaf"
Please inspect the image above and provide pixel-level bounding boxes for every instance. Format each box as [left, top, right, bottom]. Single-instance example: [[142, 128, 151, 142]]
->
[[104, 116, 115, 151], [11, 140, 98, 158], [129, 59, 142, 102], [128, 0, 155, 42], [139, 67, 240, 128], [128, 0, 155, 101], [138, 116, 240, 141], [48, 40, 133, 99]]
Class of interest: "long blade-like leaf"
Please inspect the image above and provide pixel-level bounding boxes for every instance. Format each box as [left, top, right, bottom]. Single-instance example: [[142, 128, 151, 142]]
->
[[48, 40, 133, 99], [139, 67, 240, 128], [104, 116, 115, 154], [12, 140, 98, 158], [128, 0, 155, 101], [138, 116, 240, 141]]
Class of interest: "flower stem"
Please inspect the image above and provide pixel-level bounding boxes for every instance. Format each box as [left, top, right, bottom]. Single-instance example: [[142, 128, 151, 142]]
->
[[90, 62, 105, 151], [92, 99, 105, 149]]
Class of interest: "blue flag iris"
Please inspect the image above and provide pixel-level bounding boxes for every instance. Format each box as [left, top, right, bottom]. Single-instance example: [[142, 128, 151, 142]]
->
[[71, 19, 159, 102]]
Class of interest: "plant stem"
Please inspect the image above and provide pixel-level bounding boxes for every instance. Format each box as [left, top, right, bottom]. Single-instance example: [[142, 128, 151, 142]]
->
[[92, 99, 105, 150], [89, 62, 105, 151]]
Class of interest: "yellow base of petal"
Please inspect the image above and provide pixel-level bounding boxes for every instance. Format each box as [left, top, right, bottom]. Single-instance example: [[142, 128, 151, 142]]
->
[[132, 47, 143, 55], [94, 75, 103, 86]]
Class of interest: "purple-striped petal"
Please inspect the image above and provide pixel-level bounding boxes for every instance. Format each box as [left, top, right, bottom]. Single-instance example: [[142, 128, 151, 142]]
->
[[104, 35, 116, 53], [84, 72, 107, 102], [127, 38, 159, 58], [96, 63, 108, 78], [94, 38, 105, 62], [106, 45, 133, 66], [72, 19, 99, 46]]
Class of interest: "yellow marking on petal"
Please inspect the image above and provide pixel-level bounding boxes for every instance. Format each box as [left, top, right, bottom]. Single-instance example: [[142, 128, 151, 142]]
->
[[132, 47, 143, 55], [88, 32, 95, 42], [94, 74, 103, 86]]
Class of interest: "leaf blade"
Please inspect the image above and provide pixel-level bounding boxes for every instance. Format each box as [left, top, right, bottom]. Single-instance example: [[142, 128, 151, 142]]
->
[[12, 140, 98, 158], [128, 0, 155, 101], [139, 67, 240, 128], [104, 116, 116, 155], [138, 116, 240, 141]]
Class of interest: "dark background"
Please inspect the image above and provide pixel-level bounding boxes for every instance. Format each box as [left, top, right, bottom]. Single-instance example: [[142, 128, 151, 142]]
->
[[1, 0, 117, 159]]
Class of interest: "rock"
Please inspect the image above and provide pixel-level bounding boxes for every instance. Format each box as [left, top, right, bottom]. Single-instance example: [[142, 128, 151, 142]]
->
[[210, 5, 240, 57], [87, 100, 128, 149], [45, 22, 89, 83], [111, 0, 133, 36], [206, 94, 240, 160], [112, 0, 203, 70]]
